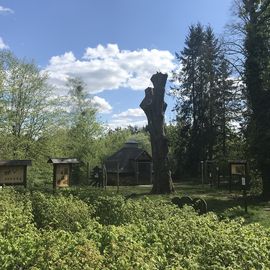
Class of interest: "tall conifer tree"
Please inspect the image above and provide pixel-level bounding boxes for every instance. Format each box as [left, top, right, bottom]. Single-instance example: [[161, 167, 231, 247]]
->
[[172, 24, 240, 177]]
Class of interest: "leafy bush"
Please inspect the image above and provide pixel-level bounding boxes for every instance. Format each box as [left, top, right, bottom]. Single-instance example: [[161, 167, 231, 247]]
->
[[1, 188, 270, 269], [85, 195, 185, 225], [32, 229, 103, 270], [95, 209, 270, 269], [31, 192, 95, 231], [100, 224, 163, 270], [0, 188, 40, 269], [123, 197, 186, 223], [92, 195, 126, 225], [249, 170, 263, 195], [0, 188, 34, 235], [0, 229, 103, 270]]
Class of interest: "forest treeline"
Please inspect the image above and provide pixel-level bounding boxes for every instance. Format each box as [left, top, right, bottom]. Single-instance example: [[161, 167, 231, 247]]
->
[[0, 50, 151, 184], [170, 0, 270, 198], [0, 0, 269, 197]]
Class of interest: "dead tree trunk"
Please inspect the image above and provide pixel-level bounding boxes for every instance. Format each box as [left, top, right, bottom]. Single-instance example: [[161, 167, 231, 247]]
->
[[140, 72, 174, 194]]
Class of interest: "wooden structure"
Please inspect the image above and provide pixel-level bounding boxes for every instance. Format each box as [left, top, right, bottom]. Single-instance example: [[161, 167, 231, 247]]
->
[[47, 158, 80, 188], [201, 160, 219, 187], [0, 160, 32, 187], [105, 141, 152, 186], [140, 72, 174, 193], [89, 166, 107, 188], [228, 160, 248, 192]]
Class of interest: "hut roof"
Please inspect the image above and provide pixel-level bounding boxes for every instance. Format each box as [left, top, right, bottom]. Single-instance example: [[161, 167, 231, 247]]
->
[[228, 160, 247, 164], [105, 142, 151, 173], [0, 160, 32, 166], [47, 158, 80, 164]]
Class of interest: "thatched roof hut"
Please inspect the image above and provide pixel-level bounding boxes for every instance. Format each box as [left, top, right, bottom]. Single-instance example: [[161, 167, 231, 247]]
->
[[105, 140, 152, 185]]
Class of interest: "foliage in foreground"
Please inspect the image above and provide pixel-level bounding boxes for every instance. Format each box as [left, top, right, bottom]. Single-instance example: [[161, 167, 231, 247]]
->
[[1, 187, 270, 269]]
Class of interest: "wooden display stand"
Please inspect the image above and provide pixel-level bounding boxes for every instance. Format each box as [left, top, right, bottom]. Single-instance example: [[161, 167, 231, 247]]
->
[[0, 160, 32, 188], [48, 158, 80, 189]]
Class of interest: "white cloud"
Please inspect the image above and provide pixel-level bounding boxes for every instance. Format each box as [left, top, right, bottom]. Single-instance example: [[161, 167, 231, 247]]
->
[[84, 44, 119, 59], [109, 108, 147, 129], [45, 43, 175, 95], [91, 96, 112, 114], [44, 94, 112, 115], [0, 5, 14, 14], [112, 108, 144, 118], [108, 118, 147, 129], [0, 37, 9, 49]]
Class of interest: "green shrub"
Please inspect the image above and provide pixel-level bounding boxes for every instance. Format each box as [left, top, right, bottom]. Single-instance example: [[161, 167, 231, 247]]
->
[[32, 229, 103, 270], [89, 195, 185, 226], [249, 170, 263, 196], [0, 188, 34, 235], [100, 224, 163, 270], [1, 188, 270, 269], [92, 195, 126, 225], [58, 187, 112, 204], [31, 192, 95, 231], [0, 188, 40, 269], [0, 229, 103, 270], [94, 209, 270, 269], [122, 197, 186, 224]]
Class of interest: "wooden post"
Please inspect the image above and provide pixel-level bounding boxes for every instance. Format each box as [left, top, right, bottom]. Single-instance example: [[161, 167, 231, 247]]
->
[[117, 162, 120, 193], [150, 162, 153, 184], [201, 161, 204, 186], [229, 163, 232, 193], [23, 165, 27, 189], [87, 162, 90, 183], [242, 177, 248, 213], [53, 164, 56, 190], [69, 164, 72, 186], [103, 164, 107, 190], [136, 162, 139, 185], [217, 167, 220, 189]]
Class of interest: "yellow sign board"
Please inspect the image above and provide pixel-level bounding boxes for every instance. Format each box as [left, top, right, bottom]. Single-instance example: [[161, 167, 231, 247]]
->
[[0, 166, 25, 184], [55, 164, 70, 187]]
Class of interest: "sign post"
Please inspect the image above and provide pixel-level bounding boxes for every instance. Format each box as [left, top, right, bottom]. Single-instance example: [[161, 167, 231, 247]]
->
[[201, 161, 204, 186], [242, 177, 248, 213], [216, 166, 220, 188]]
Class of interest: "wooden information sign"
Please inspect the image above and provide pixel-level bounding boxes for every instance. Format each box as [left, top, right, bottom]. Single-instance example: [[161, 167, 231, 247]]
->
[[228, 160, 248, 192], [231, 164, 246, 176], [0, 160, 32, 187]]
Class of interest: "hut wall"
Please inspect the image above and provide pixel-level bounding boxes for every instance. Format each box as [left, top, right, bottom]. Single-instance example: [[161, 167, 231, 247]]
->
[[107, 171, 151, 186], [107, 173, 136, 186], [138, 162, 152, 184]]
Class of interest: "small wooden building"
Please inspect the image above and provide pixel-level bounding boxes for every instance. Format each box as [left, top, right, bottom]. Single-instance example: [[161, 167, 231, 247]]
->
[[47, 158, 80, 188], [105, 141, 152, 185], [0, 160, 32, 187]]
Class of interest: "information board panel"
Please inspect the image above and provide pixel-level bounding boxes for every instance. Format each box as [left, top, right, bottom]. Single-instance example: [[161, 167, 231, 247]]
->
[[55, 164, 70, 187], [0, 166, 25, 184], [231, 164, 246, 176]]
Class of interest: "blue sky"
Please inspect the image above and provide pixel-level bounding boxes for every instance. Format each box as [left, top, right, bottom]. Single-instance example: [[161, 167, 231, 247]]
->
[[0, 0, 233, 128]]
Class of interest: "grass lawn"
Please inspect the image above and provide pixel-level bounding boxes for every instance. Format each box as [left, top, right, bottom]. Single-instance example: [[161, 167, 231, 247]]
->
[[106, 182, 270, 228]]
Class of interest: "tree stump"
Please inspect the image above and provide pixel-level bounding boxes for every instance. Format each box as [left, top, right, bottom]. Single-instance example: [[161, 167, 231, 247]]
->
[[140, 72, 174, 194]]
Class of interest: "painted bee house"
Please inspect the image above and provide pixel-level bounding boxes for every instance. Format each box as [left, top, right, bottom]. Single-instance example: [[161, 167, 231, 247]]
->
[[48, 158, 80, 188]]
